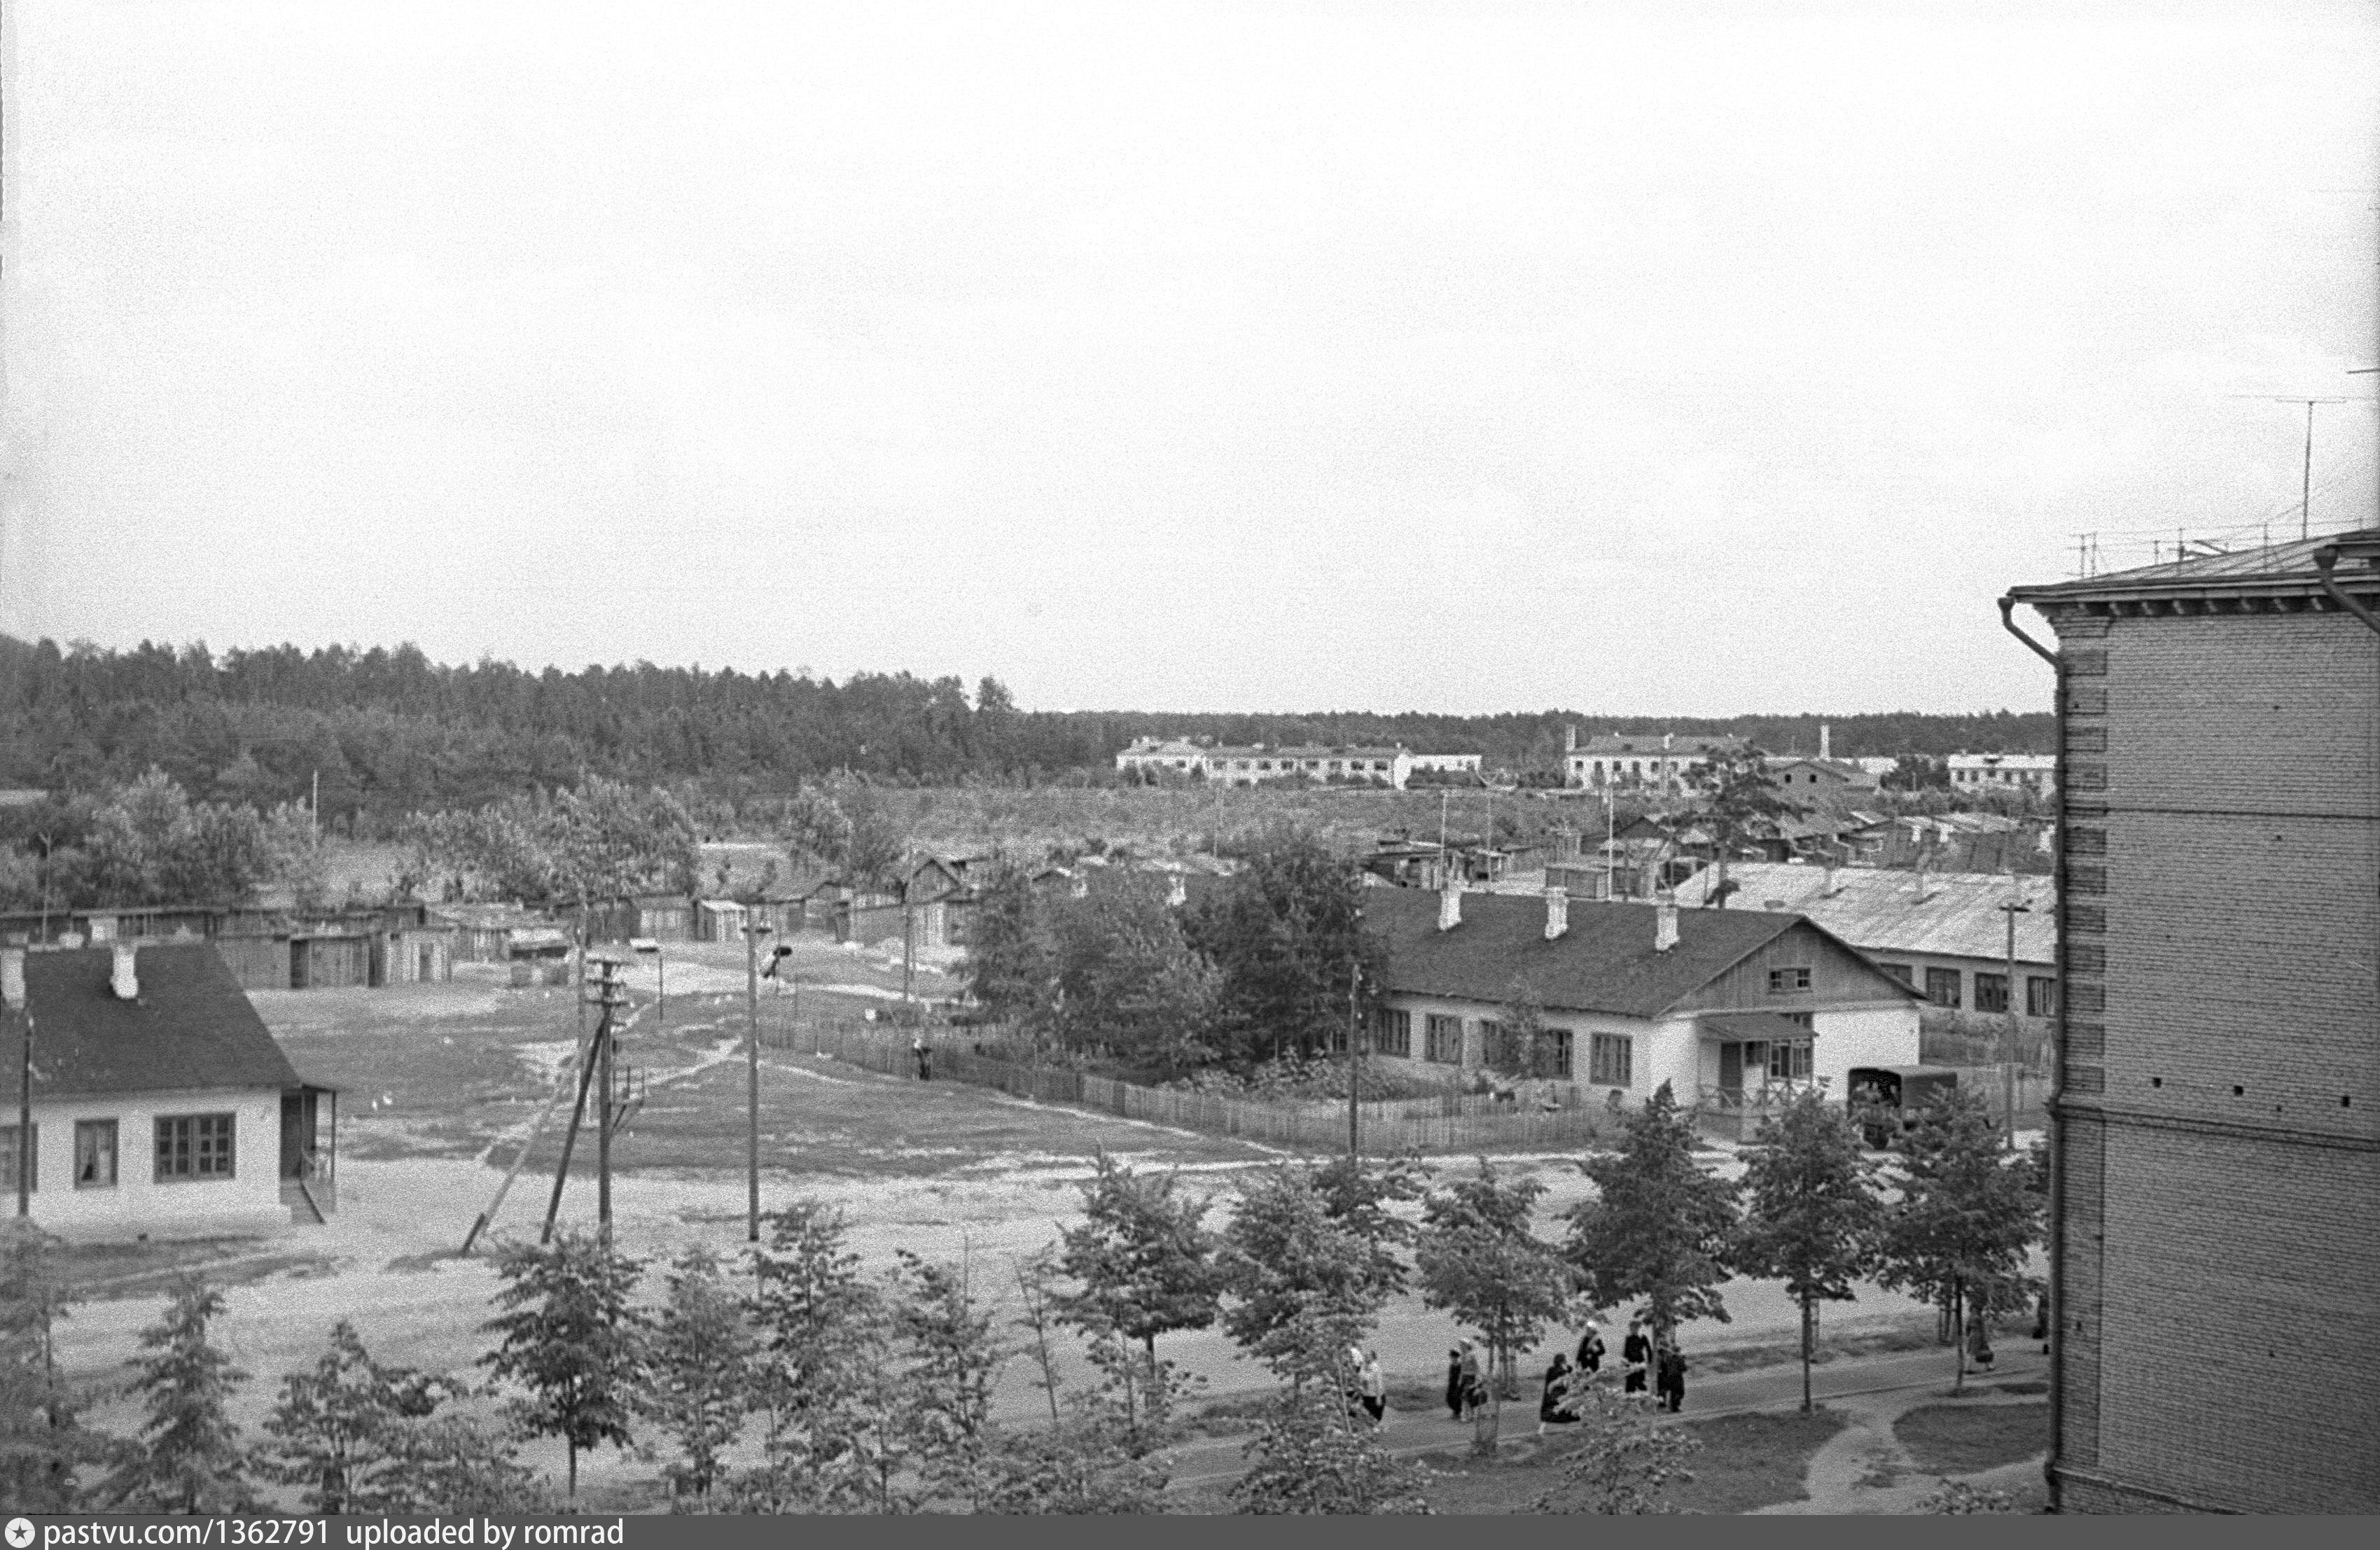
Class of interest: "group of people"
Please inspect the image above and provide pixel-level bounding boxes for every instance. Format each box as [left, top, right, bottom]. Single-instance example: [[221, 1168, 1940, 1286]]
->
[[1535, 1315, 1689, 1434], [1341, 1347, 1388, 1426]]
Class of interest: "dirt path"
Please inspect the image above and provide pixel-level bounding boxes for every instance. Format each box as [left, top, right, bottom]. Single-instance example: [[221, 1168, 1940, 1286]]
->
[[1753, 1385, 2048, 1514]]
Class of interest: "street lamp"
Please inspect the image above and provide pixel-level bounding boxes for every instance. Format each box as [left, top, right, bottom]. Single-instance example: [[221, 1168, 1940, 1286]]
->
[[742, 912, 773, 1243]]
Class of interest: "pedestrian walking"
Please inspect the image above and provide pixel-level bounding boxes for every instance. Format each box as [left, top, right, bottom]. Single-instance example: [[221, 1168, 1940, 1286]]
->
[[2030, 1289, 2050, 1352], [1622, 1317, 1650, 1399], [913, 1035, 931, 1081], [1656, 1341, 1687, 1413], [1575, 1322, 1606, 1375], [1444, 1348, 1464, 1420], [1361, 1350, 1386, 1427], [1459, 1342, 1486, 1421], [1536, 1352, 1576, 1437]]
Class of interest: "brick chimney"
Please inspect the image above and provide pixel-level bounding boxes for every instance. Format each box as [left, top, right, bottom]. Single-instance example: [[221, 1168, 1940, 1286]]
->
[[1820, 722, 1832, 761], [1543, 887, 1569, 941], [113, 942, 140, 1000], [1167, 874, 1187, 907], [1565, 724, 1577, 755], [1655, 890, 1679, 954], [1438, 875, 1463, 932], [1, 947, 23, 1011]]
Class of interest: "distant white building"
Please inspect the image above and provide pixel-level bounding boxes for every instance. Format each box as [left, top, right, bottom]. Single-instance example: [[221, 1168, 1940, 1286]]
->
[[1113, 738, 1479, 791], [1561, 729, 1744, 793], [1948, 753, 2056, 793]]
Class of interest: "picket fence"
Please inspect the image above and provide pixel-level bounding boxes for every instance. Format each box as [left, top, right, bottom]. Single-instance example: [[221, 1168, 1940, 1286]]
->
[[781, 1019, 1611, 1155]]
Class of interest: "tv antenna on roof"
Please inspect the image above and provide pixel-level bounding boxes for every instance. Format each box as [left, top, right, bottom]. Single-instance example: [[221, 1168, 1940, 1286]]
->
[[2230, 396, 2356, 541]]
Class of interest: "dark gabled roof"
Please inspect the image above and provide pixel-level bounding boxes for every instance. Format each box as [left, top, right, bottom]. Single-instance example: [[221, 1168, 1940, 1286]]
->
[[22, 944, 305, 1100], [2007, 527, 2380, 605], [1366, 888, 1807, 1019], [1700, 1010, 1827, 1040]]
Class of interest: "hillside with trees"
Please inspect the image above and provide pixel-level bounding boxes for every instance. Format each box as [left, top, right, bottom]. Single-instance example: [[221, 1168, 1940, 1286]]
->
[[0, 635, 2051, 832]]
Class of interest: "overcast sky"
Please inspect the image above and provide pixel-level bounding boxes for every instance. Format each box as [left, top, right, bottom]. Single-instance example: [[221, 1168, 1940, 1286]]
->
[[2, 0, 2374, 717]]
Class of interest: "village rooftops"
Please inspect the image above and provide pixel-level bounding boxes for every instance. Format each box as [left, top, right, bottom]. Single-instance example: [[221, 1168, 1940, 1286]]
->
[[1362, 886, 1914, 1019], [1671, 861, 2054, 965], [15, 943, 305, 1100]]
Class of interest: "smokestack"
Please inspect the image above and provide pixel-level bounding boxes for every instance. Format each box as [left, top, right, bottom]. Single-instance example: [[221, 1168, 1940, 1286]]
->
[[1, 947, 23, 1011], [1438, 876, 1463, 932], [1655, 891, 1679, 953], [1543, 887, 1569, 942], [1821, 722, 1831, 760], [112, 942, 139, 1001]]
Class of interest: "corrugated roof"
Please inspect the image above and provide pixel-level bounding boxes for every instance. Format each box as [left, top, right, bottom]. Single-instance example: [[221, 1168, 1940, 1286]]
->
[[22, 944, 305, 1100], [2008, 526, 2380, 601], [1671, 863, 2053, 965], [1368, 888, 1823, 1019]]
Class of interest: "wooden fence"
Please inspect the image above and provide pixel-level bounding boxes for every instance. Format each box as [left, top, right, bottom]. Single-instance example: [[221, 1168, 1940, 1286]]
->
[[779, 1019, 1613, 1156]]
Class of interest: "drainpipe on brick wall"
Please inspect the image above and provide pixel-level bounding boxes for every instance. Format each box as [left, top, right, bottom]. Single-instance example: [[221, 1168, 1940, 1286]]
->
[[2000, 592, 2066, 1513], [2313, 545, 2380, 638]]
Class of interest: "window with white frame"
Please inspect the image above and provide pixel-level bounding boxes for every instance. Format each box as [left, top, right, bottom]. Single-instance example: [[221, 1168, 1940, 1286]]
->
[[155, 1113, 236, 1182], [1588, 1033, 1633, 1087]]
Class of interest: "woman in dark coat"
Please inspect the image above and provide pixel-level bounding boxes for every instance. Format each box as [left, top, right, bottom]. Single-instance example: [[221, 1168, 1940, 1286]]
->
[[1536, 1353, 1576, 1436], [1656, 1342, 1687, 1413], [1622, 1318, 1650, 1398], [1575, 1323, 1606, 1375], [1445, 1348, 1465, 1419]]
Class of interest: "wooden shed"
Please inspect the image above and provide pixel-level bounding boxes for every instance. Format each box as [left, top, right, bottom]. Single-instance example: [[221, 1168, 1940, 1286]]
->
[[696, 900, 747, 943], [289, 933, 370, 990], [214, 933, 293, 992]]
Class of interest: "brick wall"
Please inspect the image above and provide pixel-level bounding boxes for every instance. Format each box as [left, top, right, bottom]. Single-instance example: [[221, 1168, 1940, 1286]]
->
[[2046, 603, 2380, 1514]]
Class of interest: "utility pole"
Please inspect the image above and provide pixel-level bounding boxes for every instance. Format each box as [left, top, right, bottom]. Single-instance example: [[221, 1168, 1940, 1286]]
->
[[1346, 956, 1362, 1163], [1603, 786, 1615, 900], [15, 1005, 32, 1220], [1998, 891, 2032, 1152], [746, 909, 765, 1243], [311, 770, 320, 837], [591, 956, 627, 1245]]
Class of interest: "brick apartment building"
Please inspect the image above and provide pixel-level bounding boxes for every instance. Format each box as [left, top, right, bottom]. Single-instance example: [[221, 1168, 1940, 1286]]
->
[[2004, 529, 2380, 1514]]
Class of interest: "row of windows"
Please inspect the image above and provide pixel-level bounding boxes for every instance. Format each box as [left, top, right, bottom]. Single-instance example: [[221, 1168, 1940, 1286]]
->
[[0, 1115, 235, 1194], [1879, 964, 2057, 1014], [1376, 1009, 1634, 1087]]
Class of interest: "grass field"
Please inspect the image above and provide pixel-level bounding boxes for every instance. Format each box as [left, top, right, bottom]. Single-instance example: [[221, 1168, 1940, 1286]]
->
[[1893, 1402, 2050, 1475], [260, 943, 1275, 1179], [1406, 1407, 1848, 1514]]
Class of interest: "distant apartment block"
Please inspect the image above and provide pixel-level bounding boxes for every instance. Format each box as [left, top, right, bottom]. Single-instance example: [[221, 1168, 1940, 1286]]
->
[[2005, 529, 2380, 1514], [1561, 728, 1744, 793], [1948, 752, 2057, 793], [1113, 738, 1477, 790]]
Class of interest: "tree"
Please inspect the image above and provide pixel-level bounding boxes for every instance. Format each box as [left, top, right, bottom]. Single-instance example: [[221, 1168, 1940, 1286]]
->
[[1038, 870, 1221, 1070], [886, 1248, 1008, 1510], [1220, 1165, 1388, 1393], [1414, 1162, 1577, 1455], [254, 1321, 462, 1514], [1229, 1385, 1433, 1515], [1873, 1089, 2042, 1393], [737, 1199, 902, 1513], [0, 1221, 116, 1511], [1184, 833, 1380, 1066], [96, 1276, 259, 1513], [1685, 746, 1804, 909], [1309, 1153, 1430, 1305], [1530, 1381, 1704, 1514], [1055, 1154, 1225, 1448], [1735, 1089, 1886, 1412], [964, 865, 1057, 1027], [479, 1231, 647, 1497], [1488, 986, 1566, 1080], [636, 1245, 754, 1502], [1565, 1082, 1741, 1348]]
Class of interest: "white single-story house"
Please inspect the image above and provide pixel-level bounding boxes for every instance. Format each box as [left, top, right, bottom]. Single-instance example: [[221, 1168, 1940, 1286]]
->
[[1362, 881, 1923, 1133], [0, 942, 337, 1238], [1671, 861, 2056, 1020]]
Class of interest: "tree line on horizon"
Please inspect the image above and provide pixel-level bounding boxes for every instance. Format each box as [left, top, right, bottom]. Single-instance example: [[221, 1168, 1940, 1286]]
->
[[0, 634, 2052, 832]]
